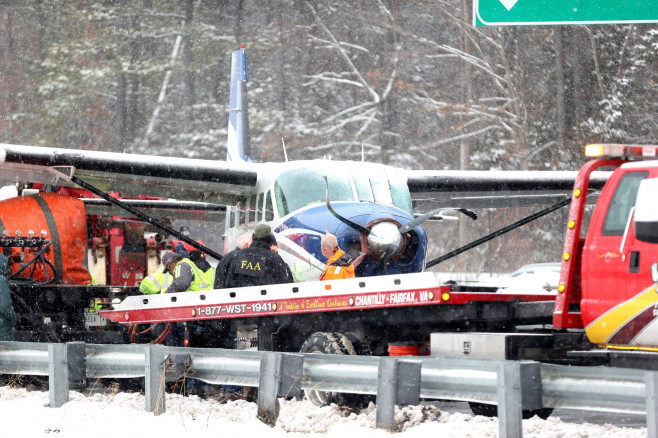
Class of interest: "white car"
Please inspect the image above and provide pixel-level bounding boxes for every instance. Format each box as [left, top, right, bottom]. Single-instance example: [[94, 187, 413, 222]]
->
[[484, 263, 561, 294]]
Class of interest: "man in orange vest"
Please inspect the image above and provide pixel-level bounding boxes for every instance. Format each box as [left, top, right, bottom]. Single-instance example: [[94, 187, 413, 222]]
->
[[319, 231, 366, 280]]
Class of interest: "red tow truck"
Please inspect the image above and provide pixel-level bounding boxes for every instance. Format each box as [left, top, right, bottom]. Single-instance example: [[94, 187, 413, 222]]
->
[[433, 144, 658, 371]]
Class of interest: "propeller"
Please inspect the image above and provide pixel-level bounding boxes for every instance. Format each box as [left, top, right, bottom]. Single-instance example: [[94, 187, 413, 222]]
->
[[399, 207, 477, 234], [323, 177, 477, 272]]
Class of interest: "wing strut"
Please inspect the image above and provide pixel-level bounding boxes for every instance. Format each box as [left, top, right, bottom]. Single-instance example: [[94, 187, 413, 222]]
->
[[426, 197, 571, 268], [69, 175, 223, 261]]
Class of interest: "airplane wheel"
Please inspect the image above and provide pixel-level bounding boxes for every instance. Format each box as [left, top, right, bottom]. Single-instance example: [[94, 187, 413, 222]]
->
[[299, 331, 358, 407], [468, 402, 553, 419]]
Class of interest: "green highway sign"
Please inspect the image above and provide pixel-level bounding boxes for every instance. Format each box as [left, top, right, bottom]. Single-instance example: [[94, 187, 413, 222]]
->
[[474, 0, 658, 26]]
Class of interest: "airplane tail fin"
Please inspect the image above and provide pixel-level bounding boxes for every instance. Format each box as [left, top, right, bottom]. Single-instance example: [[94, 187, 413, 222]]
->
[[227, 46, 252, 162]]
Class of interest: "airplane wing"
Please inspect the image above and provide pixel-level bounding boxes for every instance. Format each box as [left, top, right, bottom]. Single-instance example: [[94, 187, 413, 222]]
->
[[406, 169, 611, 211], [0, 143, 258, 205]]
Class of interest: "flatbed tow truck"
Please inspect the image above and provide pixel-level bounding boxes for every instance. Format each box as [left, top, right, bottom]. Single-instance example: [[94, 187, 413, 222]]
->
[[100, 143, 658, 375]]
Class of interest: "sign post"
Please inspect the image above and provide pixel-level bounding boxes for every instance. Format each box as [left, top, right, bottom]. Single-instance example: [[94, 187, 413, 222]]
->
[[474, 0, 658, 26]]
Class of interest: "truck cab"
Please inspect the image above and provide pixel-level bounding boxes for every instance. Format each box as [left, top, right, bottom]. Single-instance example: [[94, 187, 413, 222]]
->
[[555, 144, 658, 351]]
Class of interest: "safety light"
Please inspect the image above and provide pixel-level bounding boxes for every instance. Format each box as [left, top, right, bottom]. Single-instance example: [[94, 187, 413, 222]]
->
[[585, 143, 658, 159], [558, 284, 566, 293], [563, 251, 570, 261], [441, 292, 450, 302], [568, 220, 576, 229], [573, 188, 581, 198]]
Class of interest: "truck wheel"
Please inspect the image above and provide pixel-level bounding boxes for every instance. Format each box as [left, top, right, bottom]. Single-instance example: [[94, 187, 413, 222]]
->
[[468, 402, 553, 419], [299, 331, 357, 407]]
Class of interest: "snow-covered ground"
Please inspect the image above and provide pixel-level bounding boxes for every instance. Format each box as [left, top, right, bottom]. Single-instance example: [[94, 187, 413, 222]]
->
[[0, 385, 646, 437]]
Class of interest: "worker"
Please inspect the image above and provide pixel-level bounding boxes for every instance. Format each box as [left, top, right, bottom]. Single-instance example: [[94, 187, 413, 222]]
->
[[189, 250, 215, 288], [0, 254, 17, 341], [175, 241, 190, 258], [139, 271, 173, 294], [319, 231, 366, 280], [213, 233, 252, 289], [223, 224, 292, 288], [166, 250, 212, 293]]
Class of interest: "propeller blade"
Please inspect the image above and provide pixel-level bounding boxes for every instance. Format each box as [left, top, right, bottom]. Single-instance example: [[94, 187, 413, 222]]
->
[[323, 176, 371, 235], [398, 207, 477, 235]]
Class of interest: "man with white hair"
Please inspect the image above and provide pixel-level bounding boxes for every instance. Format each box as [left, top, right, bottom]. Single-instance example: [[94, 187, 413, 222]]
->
[[320, 231, 366, 280]]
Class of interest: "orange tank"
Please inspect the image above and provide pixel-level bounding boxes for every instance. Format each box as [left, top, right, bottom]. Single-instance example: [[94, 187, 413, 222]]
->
[[0, 193, 91, 285]]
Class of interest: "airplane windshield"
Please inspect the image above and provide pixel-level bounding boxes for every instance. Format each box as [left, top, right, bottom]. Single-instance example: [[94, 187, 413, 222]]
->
[[273, 167, 414, 217], [274, 168, 353, 216]]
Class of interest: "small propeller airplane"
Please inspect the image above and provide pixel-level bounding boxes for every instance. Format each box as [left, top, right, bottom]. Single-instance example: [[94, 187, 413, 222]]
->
[[0, 47, 610, 283]]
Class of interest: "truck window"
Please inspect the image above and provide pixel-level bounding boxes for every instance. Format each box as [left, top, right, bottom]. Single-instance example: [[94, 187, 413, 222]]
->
[[601, 171, 648, 236]]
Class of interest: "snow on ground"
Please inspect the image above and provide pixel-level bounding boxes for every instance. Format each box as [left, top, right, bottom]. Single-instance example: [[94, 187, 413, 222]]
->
[[0, 385, 647, 438]]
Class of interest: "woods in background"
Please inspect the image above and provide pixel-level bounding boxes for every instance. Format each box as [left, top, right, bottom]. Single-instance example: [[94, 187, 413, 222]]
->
[[1, 0, 655, 273]]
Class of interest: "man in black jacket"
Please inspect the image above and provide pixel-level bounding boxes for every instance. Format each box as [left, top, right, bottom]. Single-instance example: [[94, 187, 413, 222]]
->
[[214, 233, 252, 289], [222, 224, 292, 288]]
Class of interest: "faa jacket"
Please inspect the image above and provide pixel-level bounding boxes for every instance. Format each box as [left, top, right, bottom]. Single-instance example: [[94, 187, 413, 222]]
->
[[0, 254, 17, 341], [224, 240, 293, 288]]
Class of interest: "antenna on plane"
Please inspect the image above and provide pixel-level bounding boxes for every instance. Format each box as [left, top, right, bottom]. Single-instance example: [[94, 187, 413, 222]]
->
[[282, 137, 288, 162]]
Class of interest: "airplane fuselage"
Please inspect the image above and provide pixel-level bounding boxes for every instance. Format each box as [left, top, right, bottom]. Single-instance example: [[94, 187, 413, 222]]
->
[[223, 160, 428, 281]]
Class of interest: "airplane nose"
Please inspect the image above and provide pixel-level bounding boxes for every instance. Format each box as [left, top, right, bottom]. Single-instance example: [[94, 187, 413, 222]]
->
[[366, 220, 405, 261]]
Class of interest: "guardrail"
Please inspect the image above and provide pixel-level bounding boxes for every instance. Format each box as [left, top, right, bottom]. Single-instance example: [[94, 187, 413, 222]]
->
[[0, 341, 656, 437]]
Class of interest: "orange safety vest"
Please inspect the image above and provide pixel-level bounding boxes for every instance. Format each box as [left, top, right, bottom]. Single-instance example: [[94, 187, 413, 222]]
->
[[320, 248, 355, 280]]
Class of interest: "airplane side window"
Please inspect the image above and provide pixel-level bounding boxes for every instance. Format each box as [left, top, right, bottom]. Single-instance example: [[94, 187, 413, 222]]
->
[[602, 171, 648, 236], [257, 193, 264, 221], [274, 181, 289, 216], [239, 199, 247, 225], [229, 206, 236, 228], [265, 191, 274, 221], [249, 196, 256, 222]]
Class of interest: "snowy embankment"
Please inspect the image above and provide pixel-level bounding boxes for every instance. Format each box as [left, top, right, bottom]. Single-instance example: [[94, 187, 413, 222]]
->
[[0, 385, 646, 438]]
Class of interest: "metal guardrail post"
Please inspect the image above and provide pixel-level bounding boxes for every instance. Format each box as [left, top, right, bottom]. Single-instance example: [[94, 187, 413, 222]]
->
[[279, 353, 304, 400], [646, 371, 658, 438], [47, 342, 87, 408], [257, 352, 304, 427], [48, 344, 68, 408], [376, 358, 422, 431], [145, 345, 166, 415], [67, 342, 86, 389], [258, 352, 281, 427], [497, 361, 523, 438]]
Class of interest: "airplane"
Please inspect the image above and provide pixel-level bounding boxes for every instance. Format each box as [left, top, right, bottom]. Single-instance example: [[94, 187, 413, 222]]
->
[[0, 47, 610, 284]]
